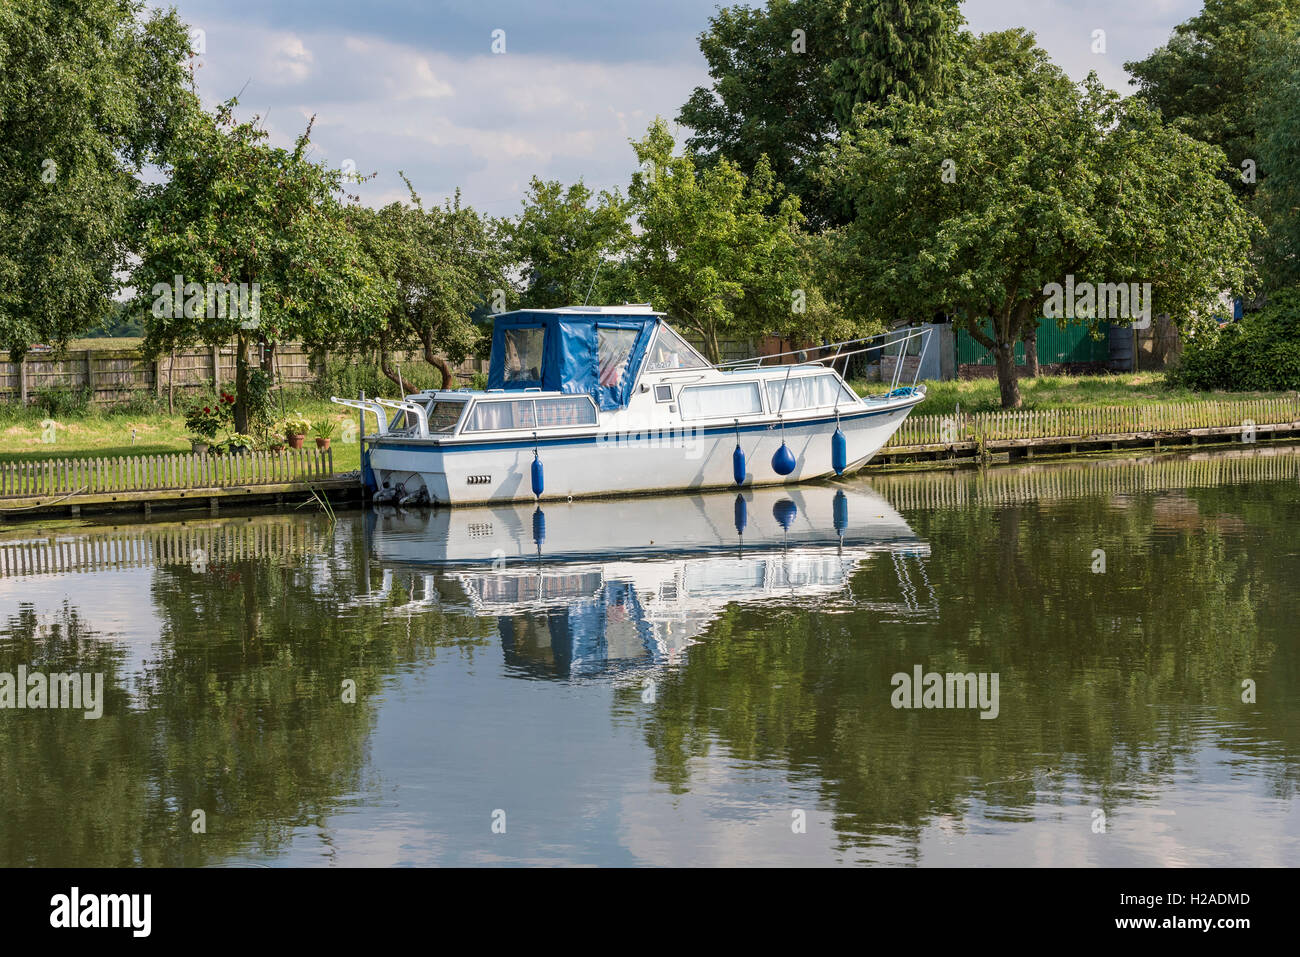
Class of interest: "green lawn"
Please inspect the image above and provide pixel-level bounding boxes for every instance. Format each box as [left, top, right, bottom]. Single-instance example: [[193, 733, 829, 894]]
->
[[852, 372, 1297, 416], [0, 398, 362, 471]]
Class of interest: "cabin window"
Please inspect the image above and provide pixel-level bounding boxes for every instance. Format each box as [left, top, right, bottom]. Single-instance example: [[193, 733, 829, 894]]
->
[[464, 399, 538, 432], [644, 325, 708, 372], [502, 327, 544, 383], [766, 374, 856, 412], [534, 396, 597, 428], [427, 401, 466, 433], [597, 327, 639, 389], [654, 384, 673, 403], [678, 381, 762, 420]]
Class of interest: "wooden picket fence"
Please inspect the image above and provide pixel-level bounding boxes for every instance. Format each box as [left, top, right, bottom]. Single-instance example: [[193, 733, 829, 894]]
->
[[885, 396, 1300, 448], [871, 446, 1300, 511], [0, 447, 334, 498], [0, 516, 324, 578]]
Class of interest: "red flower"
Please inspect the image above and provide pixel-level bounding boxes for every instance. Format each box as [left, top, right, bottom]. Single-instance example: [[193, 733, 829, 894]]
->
[[203, 407, 211, 413]]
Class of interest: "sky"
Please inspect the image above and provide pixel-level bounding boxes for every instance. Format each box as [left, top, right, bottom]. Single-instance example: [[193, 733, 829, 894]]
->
[[152, 0, 1204, 217]]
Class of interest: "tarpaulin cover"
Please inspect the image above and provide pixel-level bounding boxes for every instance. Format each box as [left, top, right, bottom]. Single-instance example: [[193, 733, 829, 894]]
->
[[487, 311, 656, 411]]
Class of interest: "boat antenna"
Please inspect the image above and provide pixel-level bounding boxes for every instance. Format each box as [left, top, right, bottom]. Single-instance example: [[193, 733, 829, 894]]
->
[[582, 260, 603, 306]]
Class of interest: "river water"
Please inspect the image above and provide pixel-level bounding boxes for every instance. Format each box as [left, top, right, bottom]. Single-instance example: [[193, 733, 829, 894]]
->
[[1, 445, 1297, 866]]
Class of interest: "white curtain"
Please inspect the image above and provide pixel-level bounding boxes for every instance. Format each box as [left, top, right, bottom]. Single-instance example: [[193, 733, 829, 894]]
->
[[767, 375, 849, 412], [679, 382, 762, 419]]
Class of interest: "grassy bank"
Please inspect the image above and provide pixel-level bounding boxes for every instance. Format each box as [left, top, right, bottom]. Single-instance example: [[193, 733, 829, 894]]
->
[[0, 397, 362, 471], [853, 372, 1297, 416]]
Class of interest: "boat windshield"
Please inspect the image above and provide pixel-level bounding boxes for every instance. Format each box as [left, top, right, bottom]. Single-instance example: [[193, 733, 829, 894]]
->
[[427, 400, 467, 433], [387, 398, 466, 434], [644, 324, 709, 372]]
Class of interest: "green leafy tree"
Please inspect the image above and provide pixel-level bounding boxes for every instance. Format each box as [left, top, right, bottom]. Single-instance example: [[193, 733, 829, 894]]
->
[[134, 101, 387, 432], [1125, 0, 1300, 195], [679, 0, 967, 229], [830, 0, 966, 125], [507, 177, 634, 309], [0, 0, 195, 353], [678, 0, 845, 228], [1253, 33, 1300, 289], [349, 178, 510, 392], [824, 31, 1257, 408], [628, 119, 812, 363]]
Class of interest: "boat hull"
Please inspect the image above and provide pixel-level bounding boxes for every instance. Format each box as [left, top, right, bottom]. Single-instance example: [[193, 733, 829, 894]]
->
[[365, 397, 920, 506]]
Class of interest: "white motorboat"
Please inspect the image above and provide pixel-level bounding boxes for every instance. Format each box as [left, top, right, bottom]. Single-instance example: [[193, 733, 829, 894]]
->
[[333, 305, 929, 506]]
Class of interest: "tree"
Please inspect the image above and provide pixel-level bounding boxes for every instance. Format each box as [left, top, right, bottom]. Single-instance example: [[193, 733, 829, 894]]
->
[[678, 0, 844, 227], [830, 0, 966, 125], [1253, 33, 1300, 289], [134, 101, 388, 433], [1125, 0, 1300, 196], [507, 178, 633, 309], [824, 31, 1256, 408], [349, 180, 510, 393], [0, 0, 195, 354], [628, 119, 811, 364], [678, 0, 968, 229]]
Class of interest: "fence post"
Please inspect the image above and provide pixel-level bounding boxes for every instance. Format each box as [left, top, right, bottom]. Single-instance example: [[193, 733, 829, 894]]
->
[[18, 355, 27, 405]]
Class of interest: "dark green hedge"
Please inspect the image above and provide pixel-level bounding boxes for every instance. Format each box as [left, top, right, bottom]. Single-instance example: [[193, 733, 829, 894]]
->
[[1172, 290, 1300, 391]]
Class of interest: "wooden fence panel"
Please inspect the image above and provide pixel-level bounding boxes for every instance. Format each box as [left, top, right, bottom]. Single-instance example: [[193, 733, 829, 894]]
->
[[884, 396, 1300, 449], [0, 448, 339, 499]]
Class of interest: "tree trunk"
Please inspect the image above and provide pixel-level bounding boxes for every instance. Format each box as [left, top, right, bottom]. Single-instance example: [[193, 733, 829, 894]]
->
[[706, 329, 721, 365], [234, 332, 250, 434], [1022, 320, 1039, 379], [994, 338, 1022, 409], [167, 344, 176, 415], [380, 348, 418, 394], [419, 330, 455, 390]]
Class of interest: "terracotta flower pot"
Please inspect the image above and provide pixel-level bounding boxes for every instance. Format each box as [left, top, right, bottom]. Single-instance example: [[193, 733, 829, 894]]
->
[[315, 437, 331, 451], [286, 433, 305, 450]]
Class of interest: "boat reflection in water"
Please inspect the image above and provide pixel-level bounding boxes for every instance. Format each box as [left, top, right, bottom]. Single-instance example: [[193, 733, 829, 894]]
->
[[364, 483, 933, 679]]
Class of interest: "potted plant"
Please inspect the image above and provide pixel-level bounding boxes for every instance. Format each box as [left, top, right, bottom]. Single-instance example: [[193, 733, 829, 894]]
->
[[223, 432, 255, 456], [313, 418, 337, 450], [283, 412, 310, 450], [184, 401, 225, 454]]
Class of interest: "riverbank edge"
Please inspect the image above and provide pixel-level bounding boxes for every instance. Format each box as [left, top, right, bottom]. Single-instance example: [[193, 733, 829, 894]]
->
[[1, 422, 1297, 524]]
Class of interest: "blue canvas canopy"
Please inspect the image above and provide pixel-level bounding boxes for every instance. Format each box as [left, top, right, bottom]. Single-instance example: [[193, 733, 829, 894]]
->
[[486, 309, 658, 411]]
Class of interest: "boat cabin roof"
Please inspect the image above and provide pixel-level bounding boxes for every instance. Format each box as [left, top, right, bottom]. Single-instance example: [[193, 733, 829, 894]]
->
[[487, 307, 708, 411]]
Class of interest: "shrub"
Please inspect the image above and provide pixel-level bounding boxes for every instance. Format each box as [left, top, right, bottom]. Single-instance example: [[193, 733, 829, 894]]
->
[[106, 393, 166, 416], [34, 386, 91, 417], [310, 355, 440, 400], [1171, 290, 1300, 391]]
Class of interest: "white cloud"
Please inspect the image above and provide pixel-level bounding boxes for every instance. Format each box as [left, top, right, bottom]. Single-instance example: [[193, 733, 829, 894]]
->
[[189, 21, 706, 215], [270, 34, 315, 84]]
